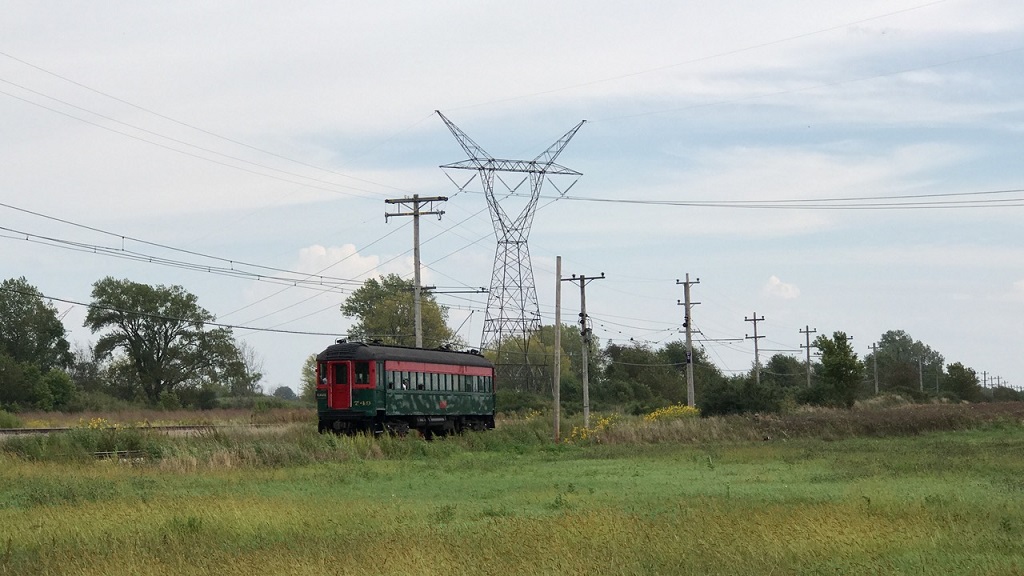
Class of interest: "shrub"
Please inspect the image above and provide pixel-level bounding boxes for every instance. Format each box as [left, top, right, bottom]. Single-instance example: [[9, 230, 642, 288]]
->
[[566, 413, 619, 444], [0, 409, 22, 428], [701, 378, 782, 416], [644, 404, 700, 422]]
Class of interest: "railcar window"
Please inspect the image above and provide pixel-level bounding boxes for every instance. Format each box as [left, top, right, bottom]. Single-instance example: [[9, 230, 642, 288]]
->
[[318, 363, 327, 385], [354, 361, 370, 385], [416, 373, 425, 391], [333, 364, 348, 385]]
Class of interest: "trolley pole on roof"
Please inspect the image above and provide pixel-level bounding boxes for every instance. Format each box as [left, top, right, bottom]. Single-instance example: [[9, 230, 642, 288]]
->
[[385, 194, 447, 348]]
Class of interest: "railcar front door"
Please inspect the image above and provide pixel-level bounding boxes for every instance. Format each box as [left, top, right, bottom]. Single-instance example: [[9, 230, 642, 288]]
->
[[330, 362, 351, 410]]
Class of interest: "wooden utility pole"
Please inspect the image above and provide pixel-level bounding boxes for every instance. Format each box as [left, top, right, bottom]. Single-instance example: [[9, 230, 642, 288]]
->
[[553, 256, 562, 443], [745, 313, 765, 385], [384, 195, 446, 348], [676, 275, 700, 407], [562, 272, 604, 428], [870, 343, 880, 395], [799, 326, 817, 388]]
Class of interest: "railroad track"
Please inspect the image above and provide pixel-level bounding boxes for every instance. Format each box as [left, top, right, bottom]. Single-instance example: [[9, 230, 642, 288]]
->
[[0, 424, 278, 437]]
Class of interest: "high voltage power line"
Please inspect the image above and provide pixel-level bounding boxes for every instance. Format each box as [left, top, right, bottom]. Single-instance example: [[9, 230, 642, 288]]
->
[[0, 286, 344, 338], [0, 50, 418, 198], [0, 201, 379, 289], [457, 187, 1024, 210]]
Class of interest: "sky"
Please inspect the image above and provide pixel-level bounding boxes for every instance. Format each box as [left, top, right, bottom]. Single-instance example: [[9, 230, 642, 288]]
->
[[2, 0, 1023, 394]]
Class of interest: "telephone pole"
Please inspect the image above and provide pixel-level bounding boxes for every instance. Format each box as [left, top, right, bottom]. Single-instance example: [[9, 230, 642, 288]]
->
[[870, 343, 880, 395], [553, 256, 562, 443], [799, 326, 817, 388], [676, 275, 700, 407], [385, 194, 447, 348], [745, 313, 765, 385], [562, 272, 604, 428]]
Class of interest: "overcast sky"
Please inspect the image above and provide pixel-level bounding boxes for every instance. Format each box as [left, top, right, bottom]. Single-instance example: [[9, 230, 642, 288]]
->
[[3, 1, 1022, 393]]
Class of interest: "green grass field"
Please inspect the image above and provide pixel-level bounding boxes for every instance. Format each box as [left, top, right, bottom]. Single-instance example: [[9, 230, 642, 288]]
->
[[2, 410, 1024, 575]]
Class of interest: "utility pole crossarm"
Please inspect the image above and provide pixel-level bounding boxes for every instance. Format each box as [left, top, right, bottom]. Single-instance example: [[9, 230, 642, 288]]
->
[[383, 194, 448, 348], [384, 196, 448, 220]]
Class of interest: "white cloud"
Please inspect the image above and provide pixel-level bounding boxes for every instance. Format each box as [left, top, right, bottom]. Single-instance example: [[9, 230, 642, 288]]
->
[[763, 275, 801, 299]]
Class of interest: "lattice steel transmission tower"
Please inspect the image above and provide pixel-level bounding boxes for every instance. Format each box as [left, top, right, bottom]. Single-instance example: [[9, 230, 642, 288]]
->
[[437, 111, 585, 390]]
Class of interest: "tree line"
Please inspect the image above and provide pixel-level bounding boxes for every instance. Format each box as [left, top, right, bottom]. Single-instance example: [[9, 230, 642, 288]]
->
[[3, 272, 1015, 416], [331, 274, 1019, 416], [0, 277, 263, 413]]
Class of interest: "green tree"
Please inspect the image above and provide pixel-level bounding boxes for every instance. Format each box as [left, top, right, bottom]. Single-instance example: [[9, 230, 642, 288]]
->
[[485, 325, 585, 394], [273, 386, 297, 401], [299, 353, 317, 402], [803, 331, 863, 408], [866, 330, 943, 397], [84, 277, 243, 405], [945, 362, 983, 402], [700, 373, 782, 416], [217, 340, 264, 397], [0, 277, 72, 371], [658, 342, 729, 408], [762, 354, 809, 390], [341, 274, 458, 348], [990, 386, 1021, 402], [601, 341, 686, 411]]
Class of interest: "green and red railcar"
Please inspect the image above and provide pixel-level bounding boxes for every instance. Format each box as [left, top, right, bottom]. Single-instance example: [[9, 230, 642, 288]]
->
[[315, 340, 495, 436]]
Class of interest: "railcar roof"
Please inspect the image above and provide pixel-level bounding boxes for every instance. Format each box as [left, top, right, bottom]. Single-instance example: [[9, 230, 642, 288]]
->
[[316, 341, 493, 368]]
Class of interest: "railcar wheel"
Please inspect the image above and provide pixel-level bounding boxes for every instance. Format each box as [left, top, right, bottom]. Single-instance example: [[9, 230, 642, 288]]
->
[[385, 421, 410, 437]]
